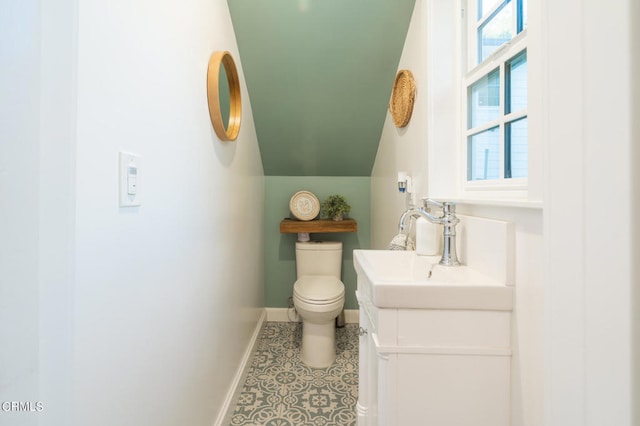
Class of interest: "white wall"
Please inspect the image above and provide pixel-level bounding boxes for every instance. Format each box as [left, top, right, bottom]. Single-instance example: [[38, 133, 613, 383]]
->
[[371, 0, 454, 250], [544, 1, 637, 425], [633, 2, 640, 422], [372, 1, 638, 426], [1, 0, 264, 425], [0, 2, 41, 425], [38, 0, 77, 424]]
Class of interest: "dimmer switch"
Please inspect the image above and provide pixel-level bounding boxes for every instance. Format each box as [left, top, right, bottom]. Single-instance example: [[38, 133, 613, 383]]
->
[[127, 165, 137, 195], [119, 152, 141, 207]]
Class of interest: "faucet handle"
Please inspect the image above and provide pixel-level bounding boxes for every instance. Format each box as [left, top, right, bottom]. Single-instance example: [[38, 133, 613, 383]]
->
[[422, 198, 457, 212], [422, 198, 443, 208], [442, 201, 457, 214]]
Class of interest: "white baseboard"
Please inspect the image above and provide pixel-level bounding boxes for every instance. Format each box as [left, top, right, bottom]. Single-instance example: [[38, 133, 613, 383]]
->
[[213, 309, 266, 426], [343, 309, 359, 324], [265, 307, 359, 324], [265, 307, 301, 322]]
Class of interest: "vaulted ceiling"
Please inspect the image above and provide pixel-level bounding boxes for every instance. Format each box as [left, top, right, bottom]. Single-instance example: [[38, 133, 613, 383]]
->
[[228, 0, 416, 176]]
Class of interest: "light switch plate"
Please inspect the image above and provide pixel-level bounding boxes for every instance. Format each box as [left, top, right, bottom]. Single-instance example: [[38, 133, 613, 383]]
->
[[119, 151, 141, 207]]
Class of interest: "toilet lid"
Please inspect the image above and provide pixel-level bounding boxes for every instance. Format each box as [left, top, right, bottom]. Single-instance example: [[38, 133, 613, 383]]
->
[[294, 276, 344, 304]]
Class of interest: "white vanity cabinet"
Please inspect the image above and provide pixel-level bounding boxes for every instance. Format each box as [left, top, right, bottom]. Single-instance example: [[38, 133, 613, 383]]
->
[[354, 250, 513, 426]]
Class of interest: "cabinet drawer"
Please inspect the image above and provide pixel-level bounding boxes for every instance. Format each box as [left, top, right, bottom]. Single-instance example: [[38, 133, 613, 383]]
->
[[395, 309, 511, 350]]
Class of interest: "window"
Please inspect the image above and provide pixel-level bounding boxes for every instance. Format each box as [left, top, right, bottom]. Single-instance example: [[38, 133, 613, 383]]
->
[[464, 0, 528, 186]]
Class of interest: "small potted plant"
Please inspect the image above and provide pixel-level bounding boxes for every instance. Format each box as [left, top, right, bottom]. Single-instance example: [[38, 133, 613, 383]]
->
[[321, 195, 351, 221]]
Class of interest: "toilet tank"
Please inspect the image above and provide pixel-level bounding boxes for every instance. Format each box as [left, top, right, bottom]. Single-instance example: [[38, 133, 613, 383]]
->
[[295, 241, 343, 279]]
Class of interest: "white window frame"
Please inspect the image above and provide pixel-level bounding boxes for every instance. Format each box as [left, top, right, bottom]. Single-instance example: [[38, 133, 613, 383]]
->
[[461, 0, 529, 198]]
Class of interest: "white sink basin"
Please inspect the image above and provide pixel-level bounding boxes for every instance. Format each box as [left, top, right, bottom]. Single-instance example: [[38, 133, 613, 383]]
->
[[353, 250, 513, 310]]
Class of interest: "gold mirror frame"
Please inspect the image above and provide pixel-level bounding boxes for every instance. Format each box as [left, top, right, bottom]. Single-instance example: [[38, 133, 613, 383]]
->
[[207, 51, 242, 141]]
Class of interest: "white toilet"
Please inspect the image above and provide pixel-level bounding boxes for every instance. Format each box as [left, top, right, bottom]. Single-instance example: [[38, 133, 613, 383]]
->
[[293, 241, 345, 368]]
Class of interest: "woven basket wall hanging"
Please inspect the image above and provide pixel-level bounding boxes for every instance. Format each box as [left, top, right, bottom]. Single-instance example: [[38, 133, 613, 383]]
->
[[389, 69, 416, 128]]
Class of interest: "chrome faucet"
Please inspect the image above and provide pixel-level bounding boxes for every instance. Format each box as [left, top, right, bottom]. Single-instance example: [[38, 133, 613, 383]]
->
[[398, 199, 461, 266]]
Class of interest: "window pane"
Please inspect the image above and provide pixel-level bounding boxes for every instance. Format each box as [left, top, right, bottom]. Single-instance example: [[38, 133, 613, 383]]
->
[[469, 68, 500, 128], [478, 0, 504, 19], [506, 51, 527, 113], [478, 1, 513, 63], [506, 117, 527, 178], [521, 0, 528, 31], [468, 127, 500, 181]]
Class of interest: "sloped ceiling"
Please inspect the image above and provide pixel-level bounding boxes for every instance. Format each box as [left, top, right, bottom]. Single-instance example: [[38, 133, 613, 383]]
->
[[228, 0, 416, 176]]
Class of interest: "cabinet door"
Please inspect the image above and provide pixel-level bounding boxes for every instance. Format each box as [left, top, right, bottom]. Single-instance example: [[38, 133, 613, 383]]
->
[[357, 297, 379, 426], [357, 300, 370, 425], [366, 328, 379, 426]]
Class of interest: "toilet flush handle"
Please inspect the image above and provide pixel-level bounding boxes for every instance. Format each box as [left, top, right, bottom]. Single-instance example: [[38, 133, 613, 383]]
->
[[359, 327, 368, 337]]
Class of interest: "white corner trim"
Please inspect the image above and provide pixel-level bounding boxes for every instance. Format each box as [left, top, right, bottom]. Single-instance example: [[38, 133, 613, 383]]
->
[[213, 309, 266, 426], [265, 307, 359, 324]]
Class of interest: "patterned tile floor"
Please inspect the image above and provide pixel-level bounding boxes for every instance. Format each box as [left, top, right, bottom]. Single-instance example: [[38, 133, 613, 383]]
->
[[229, 322, 359, 426]]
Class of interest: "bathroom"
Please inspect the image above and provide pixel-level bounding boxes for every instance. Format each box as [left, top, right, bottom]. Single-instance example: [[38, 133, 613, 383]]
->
[[1, 0, 638, 425]]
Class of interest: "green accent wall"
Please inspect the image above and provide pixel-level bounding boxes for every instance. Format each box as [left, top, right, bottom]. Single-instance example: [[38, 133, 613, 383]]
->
[[265, 177, 371, 309], [228, 0, 416, 176], [228, 2, 413, 309]]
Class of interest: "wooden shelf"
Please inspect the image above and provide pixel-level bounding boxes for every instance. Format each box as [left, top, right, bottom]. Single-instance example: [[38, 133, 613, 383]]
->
[[280, 218, 358, 234]]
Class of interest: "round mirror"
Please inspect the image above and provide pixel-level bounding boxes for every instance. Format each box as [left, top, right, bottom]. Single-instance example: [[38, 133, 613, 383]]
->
[[218, 65, 230, 129], [207, 51, 241, 141]]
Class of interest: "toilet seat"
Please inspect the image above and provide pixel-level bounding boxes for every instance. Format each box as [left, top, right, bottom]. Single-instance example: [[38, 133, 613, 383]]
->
[[293, 276, 344, 305]]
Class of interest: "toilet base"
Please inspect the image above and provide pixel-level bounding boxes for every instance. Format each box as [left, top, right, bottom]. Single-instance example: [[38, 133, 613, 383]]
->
[[301, 321, 336, 368]]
